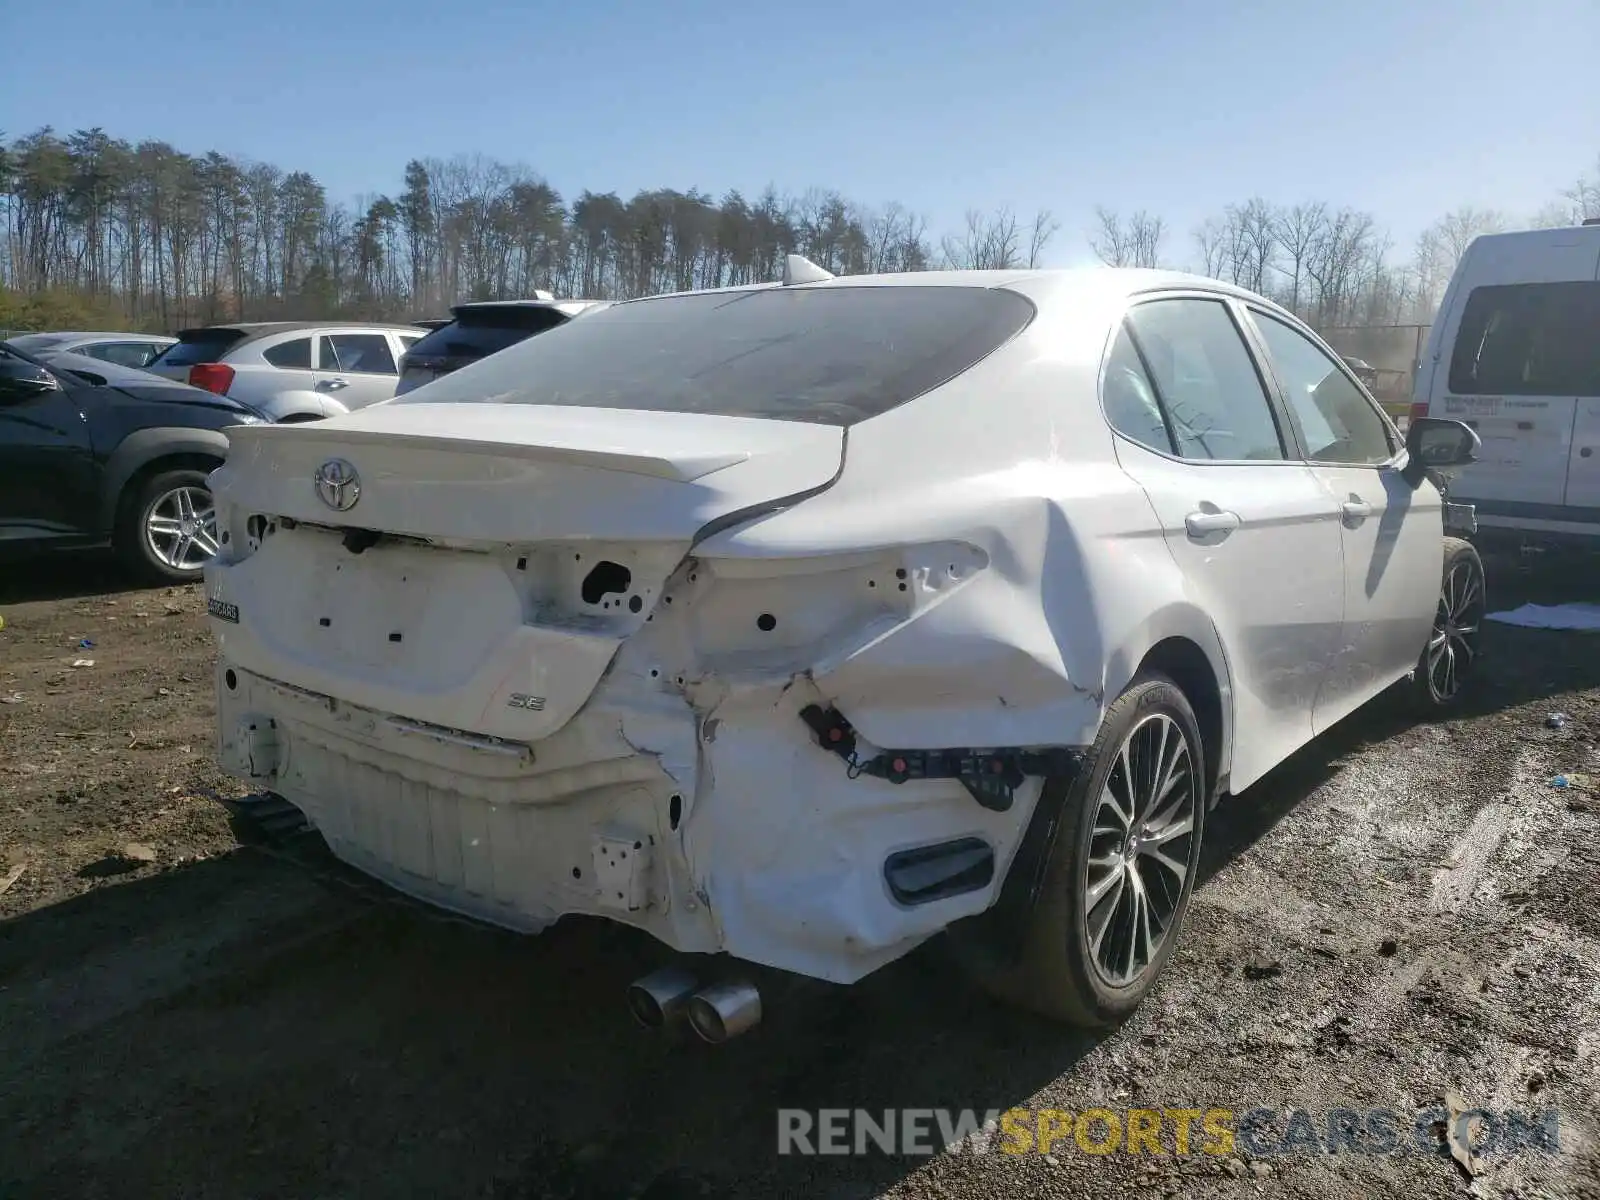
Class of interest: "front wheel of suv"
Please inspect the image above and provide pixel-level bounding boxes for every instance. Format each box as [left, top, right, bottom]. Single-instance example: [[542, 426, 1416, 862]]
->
[[961, 672, 1207, 1027], [115, 468, 222, 584]]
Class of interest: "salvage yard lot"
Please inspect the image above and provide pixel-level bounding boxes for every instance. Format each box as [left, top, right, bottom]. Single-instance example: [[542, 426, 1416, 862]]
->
[[2, 553, 1599, 1200]]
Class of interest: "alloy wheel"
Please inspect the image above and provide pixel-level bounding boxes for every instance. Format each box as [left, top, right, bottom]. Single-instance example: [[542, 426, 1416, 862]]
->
[[143, 486, 220, 573], [1084, 712, 1199, 987], [1427, 555, 1484, 702]]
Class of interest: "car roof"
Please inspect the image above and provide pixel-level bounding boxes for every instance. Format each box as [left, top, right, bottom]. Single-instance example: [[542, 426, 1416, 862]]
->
[[613, 265, 1304, 321], [12, 330, 175, 343], [176, 320, 426, 336], [174, 320, 429, 349]]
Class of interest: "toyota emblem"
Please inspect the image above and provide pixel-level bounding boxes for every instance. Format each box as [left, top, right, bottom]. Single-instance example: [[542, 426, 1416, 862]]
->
[[313, 458, 361, 511]]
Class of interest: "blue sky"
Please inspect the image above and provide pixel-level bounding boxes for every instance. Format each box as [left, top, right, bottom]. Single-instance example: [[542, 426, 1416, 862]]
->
[[4, 0, 1595, 266]]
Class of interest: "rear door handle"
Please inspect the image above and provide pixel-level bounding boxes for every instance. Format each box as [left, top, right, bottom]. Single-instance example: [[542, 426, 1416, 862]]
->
[[1341, 499, 1373, 525], [1184, 508, 1241, 538], [317, 378, 349, 391]]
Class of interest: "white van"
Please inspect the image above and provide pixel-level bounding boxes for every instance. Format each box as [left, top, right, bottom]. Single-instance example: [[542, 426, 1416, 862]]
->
[[1412, 219, 1600, 543]]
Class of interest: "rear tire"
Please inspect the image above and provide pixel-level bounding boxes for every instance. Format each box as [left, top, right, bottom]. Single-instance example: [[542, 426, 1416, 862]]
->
[[114, 468, 221, 584], [960, 673, 1207, 1026], [1408, 536, 1485, 711]]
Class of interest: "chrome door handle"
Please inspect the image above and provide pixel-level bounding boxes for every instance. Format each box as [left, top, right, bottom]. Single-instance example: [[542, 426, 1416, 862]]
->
[[1184, 509, 1242, 538], [317, 378, 349, 391], [1341, 499, 1373, 525]]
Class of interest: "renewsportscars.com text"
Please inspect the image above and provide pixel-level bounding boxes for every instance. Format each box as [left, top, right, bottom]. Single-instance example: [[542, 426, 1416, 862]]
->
[[776, 1106, 1562, 1158]]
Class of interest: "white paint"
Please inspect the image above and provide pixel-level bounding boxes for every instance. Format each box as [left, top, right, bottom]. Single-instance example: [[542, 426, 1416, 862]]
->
[[206, 266, 1455, 984]]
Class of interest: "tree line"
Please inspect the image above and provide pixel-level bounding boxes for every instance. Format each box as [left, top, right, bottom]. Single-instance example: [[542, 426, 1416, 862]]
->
[[0, 127, 1056, 332], [0, 125, 1594, 336]]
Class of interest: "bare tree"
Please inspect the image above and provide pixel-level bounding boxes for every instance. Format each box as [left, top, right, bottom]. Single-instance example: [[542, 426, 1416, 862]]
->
[[942, 207, 1020, 270], [1193, 217, 1228, 278], [1026, 209, 1059, 268], [1089, 207, 1164, 268], [1411, 205, 1506, 318], [1223, 198, 1277, 293], [1272, 201, 1328, 317]]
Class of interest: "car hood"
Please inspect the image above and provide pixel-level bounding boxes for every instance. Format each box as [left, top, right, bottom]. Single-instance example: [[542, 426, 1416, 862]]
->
[[108, 380, 266, 421]]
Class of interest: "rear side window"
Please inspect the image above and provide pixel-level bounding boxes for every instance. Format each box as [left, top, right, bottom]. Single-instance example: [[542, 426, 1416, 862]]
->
[[263, 337, 312, 370], [323, 333, 396, 374], [1122, 298, 1286, 461], [85, 341, 163, 368], [1448, 282, 1600, 396], [155, 329, 247, 367], [406, 308, 567, 360], [1102, 325, 1174, 454], [397, 286, 1037, 426]]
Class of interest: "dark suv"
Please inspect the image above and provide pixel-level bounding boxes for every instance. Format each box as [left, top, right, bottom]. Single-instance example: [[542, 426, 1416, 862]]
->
[[394, 298, 609, 396], [0, 343, 268, 582]]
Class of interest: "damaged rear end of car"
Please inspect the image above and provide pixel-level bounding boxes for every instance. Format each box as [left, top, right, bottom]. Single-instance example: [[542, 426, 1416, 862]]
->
[[204, 272, 1151, 1027]]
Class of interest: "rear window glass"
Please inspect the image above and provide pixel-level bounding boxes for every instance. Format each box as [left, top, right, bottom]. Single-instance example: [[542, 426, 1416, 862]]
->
[[1448, 282, 1600, 396], [406, 308, 567, 360], [155, 329, 247, 368], [263, 337, 312, 369], [5, 333, 68, 354], [396, 285, 1037, 426]]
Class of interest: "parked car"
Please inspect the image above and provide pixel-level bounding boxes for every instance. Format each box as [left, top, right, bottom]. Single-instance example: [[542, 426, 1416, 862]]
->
[[393, 298, 610, 396], [0, 343, 268, 583], [5, 330, 177, 368], [145, 322, 428, 422], [1411, 218, 1600, 545], [203, 261, 1481, 1038]]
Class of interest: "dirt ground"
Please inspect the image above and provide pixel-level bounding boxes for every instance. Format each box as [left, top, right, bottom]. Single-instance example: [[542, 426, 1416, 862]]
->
[[2, 548, 1599, 1200]]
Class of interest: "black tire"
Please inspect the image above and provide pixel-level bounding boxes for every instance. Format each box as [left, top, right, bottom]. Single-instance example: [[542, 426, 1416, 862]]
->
[[114, 467, 220, 584], [1408, 536, 1485, 711], [961, 672, 1207, 1026]]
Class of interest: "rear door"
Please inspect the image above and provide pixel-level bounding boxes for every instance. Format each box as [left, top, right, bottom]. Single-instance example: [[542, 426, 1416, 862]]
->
[[314, 331, 401, 409], [1103, 294, 1345, 792]]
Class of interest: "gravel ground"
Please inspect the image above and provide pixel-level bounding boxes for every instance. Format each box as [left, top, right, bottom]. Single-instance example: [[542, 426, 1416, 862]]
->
[[1, 548, 1598, 1199]]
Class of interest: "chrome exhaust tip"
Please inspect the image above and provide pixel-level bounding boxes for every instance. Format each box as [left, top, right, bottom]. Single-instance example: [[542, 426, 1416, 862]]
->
[[626, 966, 700, 1029], [686, 980, 762, 1044]]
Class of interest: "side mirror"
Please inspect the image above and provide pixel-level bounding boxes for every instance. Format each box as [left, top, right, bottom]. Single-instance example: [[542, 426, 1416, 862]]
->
[[0, 358, 60, 402], [1402, 417, 1480, 488]]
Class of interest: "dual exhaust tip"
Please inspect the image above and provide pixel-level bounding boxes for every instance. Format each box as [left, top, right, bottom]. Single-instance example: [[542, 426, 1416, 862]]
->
[[627, 966, 761, 1044]]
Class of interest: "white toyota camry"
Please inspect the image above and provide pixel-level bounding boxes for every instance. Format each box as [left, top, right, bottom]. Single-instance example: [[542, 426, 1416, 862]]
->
[[203, 260, 1484, 1039]]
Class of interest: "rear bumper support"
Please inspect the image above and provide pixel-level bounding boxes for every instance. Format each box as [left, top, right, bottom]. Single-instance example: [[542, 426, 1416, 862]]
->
[[799, 703, 1081, 813]]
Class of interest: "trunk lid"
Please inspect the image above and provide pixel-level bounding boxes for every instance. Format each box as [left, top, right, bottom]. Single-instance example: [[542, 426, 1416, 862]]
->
[[214, 401, 843, 541], [206, 402, 844, 738]]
